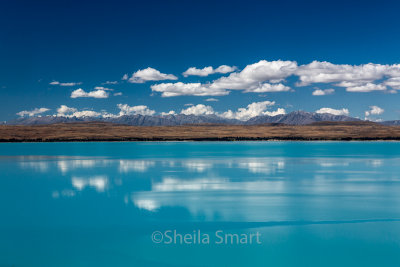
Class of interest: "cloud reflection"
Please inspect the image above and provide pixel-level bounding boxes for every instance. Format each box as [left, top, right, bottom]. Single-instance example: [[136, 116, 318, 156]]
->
[[52, 190, 76, 198], [71, 176, 108, 192], [133, 198, 159, 211], [182, 161, 213, 172], [58, 159, 97, 174], [153, 177, 229, 191], [118, 160, 155, 173], [239, 159, 285, 174], [18, 155, 398, 222], [19, 161, 49, 172]]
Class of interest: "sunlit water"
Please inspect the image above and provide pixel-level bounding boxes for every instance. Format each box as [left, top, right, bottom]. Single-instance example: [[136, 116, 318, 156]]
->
[[1, 142, 400, 266]]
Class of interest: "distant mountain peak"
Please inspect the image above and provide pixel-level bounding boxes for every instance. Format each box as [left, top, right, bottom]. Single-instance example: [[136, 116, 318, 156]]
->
[[4, 111, 382, 126]]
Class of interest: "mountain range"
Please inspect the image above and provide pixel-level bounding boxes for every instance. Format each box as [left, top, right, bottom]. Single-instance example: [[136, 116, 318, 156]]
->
[[8, 110, 396, 126]]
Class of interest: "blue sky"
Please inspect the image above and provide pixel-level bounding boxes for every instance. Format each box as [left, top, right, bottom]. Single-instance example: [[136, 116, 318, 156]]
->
[[1, 0, 400, 121]]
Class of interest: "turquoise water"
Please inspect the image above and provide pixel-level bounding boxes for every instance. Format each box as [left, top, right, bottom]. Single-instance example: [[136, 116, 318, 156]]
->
[[1, 142, 400, 266]]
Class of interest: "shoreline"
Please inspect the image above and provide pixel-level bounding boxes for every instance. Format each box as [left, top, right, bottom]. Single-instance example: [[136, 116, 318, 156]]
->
[[3, 137, 400, 143], [2, 122, 400, 142], [3, 140, 400, 143]]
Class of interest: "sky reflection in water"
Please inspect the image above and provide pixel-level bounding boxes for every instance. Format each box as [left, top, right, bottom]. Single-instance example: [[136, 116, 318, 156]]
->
[[1, 142, 400, 266]]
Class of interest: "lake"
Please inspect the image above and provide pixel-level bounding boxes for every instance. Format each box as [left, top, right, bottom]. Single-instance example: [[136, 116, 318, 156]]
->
[[1, 142, 400, 266]]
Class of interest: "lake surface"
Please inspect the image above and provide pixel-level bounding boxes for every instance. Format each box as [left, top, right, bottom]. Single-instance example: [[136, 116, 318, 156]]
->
[[1, 142, 400, 266]]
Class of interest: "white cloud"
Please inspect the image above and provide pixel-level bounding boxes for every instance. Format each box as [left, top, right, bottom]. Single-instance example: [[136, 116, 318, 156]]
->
[[183, 66, 213, 77], [211, 60, 297, 90], [215, 65, 237, 74], [244, 83, 291, 93], [315, 107, 349, 116], [334, 81, 363, 87], [140, 60, 400, 97], [55, 105, 114, 118], [23, 101, 290, 121], [180, 104, 214, 116], [122, 74, 128, 80], [57, 105, 77, 115], [344, 83, 386, 92], [161, 110, 176, 116], [69, 110, 103, 118], [296, 61, 391, 86], [220, 101, 285, 121], [94, 86, 113, 91], [17, 107, 50, 117], [71, 88, 109, 98], [182, 65, 237, 77], [152, 60, 296, 97], [312, 88, 335, 95], [384, 77, 400, 90], [263, 108, 287, 116], [128, 67, 177, 83], [149, 59, 400, 97], [114, 92, 123, 96], [117, 104, 156, 116], [151, 82, 229, 97], [365, 105, 384, 117], [50, 81, 82, 86], [296, 61, 400, 93], [205, 98, 219, 102], [103, 81, 118, 85]]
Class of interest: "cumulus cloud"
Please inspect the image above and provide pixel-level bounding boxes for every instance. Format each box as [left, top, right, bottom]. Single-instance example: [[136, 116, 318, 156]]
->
[[140, 60, 400, 97], [57, 105, 77, 115], [21, 101, 292, 121], [179, 60, 400, 96], [180, 104, 214, 116], [220, 101, 285, 121], [312, 88, 335, 95], [344, 83, 386, 92], [182, 65, 237, 77], [384, 77, 400, 90], [365, 105, 384, 117], [243, 83, 291, 93], [263, 108, 286, 116], [182, 66, 212, 77], [114, 92, 123, 96], [128, 67, 178, 83], [296, 61, 390, 86], [119, 101, 286, 120], [117, 104, 156, 116], [315, 107, 349, 116], [215, 65, 237, 74], [296, 61, 400, 93], [50, 81, 82, 86], [161, 110, 176, 116], [17, 107, 50, 117], [205, 98, 219, 102], [55, 105, 107, 118], [211, 60, 297, 90], [71, 88, 109, 98], [151, 82, 229, 97], [152, 60, 296, 97]]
